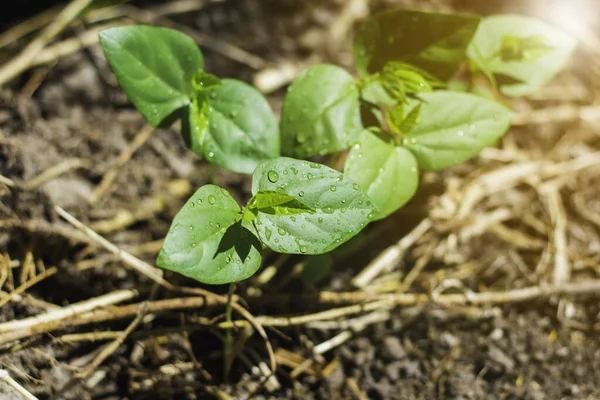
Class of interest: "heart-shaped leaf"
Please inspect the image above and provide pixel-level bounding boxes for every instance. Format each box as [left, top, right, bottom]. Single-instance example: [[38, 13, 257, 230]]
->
[[249, 158, 376, 254], [467, 15, 576, 96], [353, 9, 480, 80], [280, 64, 362, 158], [99, 26, 204, 127], [402, 91, 512, 171], [345, 130, 419, 219], [187, 79, 279, 174], [157, 185, 262, 285]]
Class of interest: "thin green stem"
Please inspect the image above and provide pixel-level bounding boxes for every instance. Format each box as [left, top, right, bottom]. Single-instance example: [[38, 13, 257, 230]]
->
[[223, 282, 236, 378], [208, 164, 216, 184]]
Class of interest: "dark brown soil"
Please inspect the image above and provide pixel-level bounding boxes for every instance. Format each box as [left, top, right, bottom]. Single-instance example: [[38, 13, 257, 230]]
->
[[1, 0, 600, 399]]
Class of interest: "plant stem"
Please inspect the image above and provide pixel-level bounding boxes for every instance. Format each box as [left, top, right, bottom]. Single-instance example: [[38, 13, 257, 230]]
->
[[224, 282, 236, 378], [208, 164, 216, 184]]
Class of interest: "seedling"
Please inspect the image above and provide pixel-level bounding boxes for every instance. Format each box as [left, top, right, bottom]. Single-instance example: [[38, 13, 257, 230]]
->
[[98, 26, 279, 174], [99, 8, 575, 286]]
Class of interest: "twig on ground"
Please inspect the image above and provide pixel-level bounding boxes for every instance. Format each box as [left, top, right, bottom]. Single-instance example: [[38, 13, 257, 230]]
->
[[57, 331, 124, 343], [56, 303, 148, 396], [0, 289, 137, 334], [0, 296, 210, 346], [21, 159, 90, 191], [0, 266, 58, 308], [0, 218, 93, 245], [0, 0, 95, 86], [90, 198, 164, 234], [0, 6, 59, 49], [456, 153, 600, 219], [30, 22, 126, 68], [55, 206, 169, 287], [398, 242, 436, 293], [0, 369, 38, 400], [77, 304, 146, 379], [311, 310, 391, 357], [346, 378, 368, 400], [0, 174, 16, 187], [247, 279, 600, 309], [353, 218, 432, 288], [218, 299, 395, 329], [512, 104, 600, 126], [539, 183, 570, 285], [88, 124, 154, 204]]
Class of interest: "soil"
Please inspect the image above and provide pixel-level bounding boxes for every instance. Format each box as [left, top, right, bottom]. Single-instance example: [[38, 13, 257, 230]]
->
[[1, 0, 600, 399]]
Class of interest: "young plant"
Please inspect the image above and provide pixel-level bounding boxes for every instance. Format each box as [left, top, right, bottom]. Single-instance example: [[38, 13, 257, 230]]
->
[[98, 8, 575, 286], [156, 157, 376, 284], [98, 26, 279, 174], [281, 8, 574, 220]]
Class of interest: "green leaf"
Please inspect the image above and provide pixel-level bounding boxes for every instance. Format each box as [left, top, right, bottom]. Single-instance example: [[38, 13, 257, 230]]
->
[[250, 158, 376, 255], [192, 70, 221, 91], [247, 191, 316, 217], [398, 102, 422, 133], [498, 34, 556, 62], [360, 75, 397, 106], [189, 79, 279, 174], [353, 9, 480, 80], [157, 185, 262, 285], [379, 62, 440, 103], [345, 130, 419, 219], [467, 15, 576, 97], [300, 254, 332, 285], [280, 64, 363, 158], [99, 26, 204, 127], [402, 91, 512, 171]]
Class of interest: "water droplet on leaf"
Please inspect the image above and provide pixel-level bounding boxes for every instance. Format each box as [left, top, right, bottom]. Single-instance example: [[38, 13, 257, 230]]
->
[[267, 170, 279, 183]]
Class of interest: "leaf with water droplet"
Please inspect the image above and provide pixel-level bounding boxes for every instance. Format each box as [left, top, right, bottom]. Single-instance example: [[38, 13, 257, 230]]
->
[[401, 91, 512, 171], [467, 15, 576, 96], [353, 9, 480, 80], [99, 26, 204, 127], [267, 170, 279, 183], [345, 129, 419, 219], [280, 64, 362, 158], [250, 157, 375, 255], [186, 79, 280, 174], [157, 184, 262, 285]]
